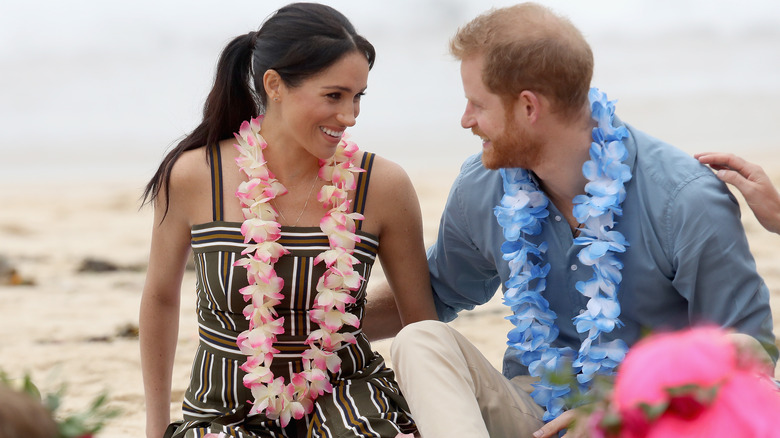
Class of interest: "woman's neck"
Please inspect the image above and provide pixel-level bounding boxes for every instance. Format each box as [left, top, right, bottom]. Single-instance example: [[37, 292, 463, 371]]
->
[[258, 115, 320, 185]]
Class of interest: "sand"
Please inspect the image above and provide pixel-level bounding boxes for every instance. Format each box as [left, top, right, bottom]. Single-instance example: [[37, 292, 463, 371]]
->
[[1, 166, 779, 437]]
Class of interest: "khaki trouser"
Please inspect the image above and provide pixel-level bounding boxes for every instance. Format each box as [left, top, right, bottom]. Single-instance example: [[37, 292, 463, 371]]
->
[[390, 320, 545, 438]]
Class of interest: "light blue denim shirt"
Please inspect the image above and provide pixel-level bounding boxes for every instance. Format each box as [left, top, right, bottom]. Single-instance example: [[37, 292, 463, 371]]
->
[[427, 118, 778, 378]]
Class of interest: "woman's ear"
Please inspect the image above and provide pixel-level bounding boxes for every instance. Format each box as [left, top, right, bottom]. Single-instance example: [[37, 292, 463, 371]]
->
[[263, 69, 283, 102]]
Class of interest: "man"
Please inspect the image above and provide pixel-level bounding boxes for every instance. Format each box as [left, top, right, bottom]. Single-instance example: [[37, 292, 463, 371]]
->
[[365, 3, 777, 438]]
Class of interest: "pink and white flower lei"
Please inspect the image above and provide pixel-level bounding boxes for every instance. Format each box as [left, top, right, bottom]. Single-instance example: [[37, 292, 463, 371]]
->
[[232, 116, 365, 426]]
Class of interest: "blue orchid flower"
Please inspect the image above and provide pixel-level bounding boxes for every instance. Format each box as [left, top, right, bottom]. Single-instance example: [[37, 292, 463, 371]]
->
[[528, 348, 574, 377], [501, 239, 546, 263], [573, 339, 628, 384], [506, 304, 556, 332], [575, 278, 600, 298], [532, 378, 572, 421], [574, 311, 615, 333]]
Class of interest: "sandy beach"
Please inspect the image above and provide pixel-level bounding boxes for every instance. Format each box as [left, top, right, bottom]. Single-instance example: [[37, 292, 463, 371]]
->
[[1, 164, 779, 436]]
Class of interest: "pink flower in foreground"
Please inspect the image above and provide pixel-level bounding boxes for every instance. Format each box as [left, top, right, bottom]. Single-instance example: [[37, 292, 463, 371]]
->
[[641, 371, 780, 438], [594, 326, 780, 438], [613, 327, 736, 408]]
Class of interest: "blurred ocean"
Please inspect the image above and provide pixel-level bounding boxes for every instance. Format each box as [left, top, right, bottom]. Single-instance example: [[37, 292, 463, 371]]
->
[[1, 0, 779, 183]]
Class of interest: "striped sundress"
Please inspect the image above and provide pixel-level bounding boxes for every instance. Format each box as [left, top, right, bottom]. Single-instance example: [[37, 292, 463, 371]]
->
[[167, 146, 415, 438]]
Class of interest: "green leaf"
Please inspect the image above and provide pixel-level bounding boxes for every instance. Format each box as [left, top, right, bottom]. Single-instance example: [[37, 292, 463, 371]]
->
[[0, 368, 121, 438], [638, 400, 669, 420], [21, 374, 43, 401]]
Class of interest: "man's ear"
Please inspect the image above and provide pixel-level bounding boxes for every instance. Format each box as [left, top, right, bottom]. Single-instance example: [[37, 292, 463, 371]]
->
[[517, 90, 542, 124]]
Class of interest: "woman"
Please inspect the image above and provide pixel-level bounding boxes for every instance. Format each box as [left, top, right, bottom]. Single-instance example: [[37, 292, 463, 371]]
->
[[139, 3, 437, 437]]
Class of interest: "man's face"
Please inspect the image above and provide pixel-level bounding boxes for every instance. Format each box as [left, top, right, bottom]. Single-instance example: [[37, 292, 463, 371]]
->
[[459, 55, 542, 170]]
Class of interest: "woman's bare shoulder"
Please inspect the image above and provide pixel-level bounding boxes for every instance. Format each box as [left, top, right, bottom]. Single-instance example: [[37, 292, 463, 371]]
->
[[164, 147, 213, 222], [360, 152, 420, 218], [362, 152, 412, 189], [169, 147, 211, 190]]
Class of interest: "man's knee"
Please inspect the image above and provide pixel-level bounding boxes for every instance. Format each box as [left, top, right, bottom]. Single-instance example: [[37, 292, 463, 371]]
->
[[393, 320, 450, 344], [390, 320, 450, 359]]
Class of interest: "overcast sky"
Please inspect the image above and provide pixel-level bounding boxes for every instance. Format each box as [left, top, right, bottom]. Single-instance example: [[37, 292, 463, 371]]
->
[[2, 0, 779, 181]]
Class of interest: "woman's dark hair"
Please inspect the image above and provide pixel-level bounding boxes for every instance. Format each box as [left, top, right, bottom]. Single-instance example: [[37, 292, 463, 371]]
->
[[142, 2, 375, 215]]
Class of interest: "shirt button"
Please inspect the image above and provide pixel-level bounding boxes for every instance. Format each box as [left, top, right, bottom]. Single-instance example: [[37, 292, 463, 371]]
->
[[570, 264, 578, 271], [555, 215, 562, 222], [579, 309, 585, 314]]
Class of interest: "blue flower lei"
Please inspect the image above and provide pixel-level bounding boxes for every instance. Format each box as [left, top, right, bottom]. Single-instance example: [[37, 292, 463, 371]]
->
[[494, 88, 632, 421]]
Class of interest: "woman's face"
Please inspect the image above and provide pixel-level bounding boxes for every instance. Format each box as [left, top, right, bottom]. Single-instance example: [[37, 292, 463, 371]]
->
[[274, 51, 370, 160]]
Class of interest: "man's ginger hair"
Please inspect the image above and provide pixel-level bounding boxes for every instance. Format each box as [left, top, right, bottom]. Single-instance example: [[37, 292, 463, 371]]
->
[[450, 2, 593, 119]]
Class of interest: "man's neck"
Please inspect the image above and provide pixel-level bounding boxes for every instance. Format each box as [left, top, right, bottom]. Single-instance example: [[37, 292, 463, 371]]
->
[[532, 111, 595, 226]]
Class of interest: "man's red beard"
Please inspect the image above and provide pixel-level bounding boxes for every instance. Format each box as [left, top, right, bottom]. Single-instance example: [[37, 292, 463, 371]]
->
[[476, 117, 543, 170]]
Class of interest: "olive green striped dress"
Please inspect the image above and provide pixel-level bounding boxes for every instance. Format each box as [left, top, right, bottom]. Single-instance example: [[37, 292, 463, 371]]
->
[[168, 146, 415, 438]]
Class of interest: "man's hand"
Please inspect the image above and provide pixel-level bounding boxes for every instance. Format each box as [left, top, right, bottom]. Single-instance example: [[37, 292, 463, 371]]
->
[[532, 409, 590, 438], [726, 331, 775, 376]]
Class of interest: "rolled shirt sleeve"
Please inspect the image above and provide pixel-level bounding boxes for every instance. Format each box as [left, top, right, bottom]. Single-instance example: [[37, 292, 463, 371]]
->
[[427, 156, 504, 322]]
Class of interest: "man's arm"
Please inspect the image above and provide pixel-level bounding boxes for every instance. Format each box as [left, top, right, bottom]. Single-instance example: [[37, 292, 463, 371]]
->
[[363, 280, 405, 341], [364, 155, 504, 340], [669, 171, 778, 362]]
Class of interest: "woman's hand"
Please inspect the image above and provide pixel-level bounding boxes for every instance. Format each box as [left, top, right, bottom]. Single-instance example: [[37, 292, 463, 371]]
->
[[696, 152, 780, 234]]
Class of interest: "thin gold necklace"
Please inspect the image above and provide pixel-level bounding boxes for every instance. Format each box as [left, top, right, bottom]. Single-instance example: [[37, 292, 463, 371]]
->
[[274, 172, 319, 226]]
